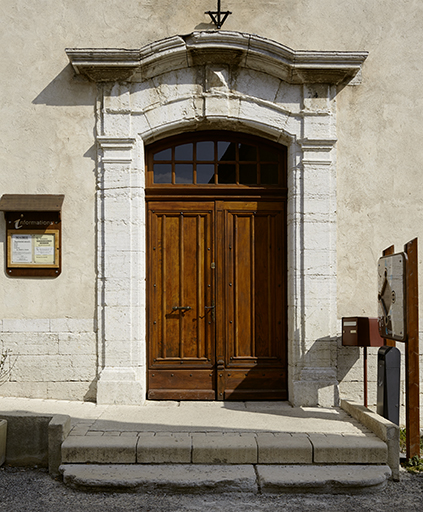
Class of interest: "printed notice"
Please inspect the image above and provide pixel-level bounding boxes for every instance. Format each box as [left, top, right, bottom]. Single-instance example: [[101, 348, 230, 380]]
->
[[10, 232, 57, 266], [34, 234, 55, 264], [11, 234, 32, 263]]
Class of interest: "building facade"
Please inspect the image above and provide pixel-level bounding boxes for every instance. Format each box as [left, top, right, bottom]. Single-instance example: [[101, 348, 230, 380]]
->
[[0, 2, 422, 419]]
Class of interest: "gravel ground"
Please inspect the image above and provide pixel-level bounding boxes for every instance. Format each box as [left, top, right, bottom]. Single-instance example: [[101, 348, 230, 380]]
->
[[0, 466, 422, 512]]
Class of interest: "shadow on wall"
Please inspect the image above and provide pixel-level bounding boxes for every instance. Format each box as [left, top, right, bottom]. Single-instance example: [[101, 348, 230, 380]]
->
[[294, 334, 360, 407], [216, 334, 360, 407], [337, 339, 361, 384], [32, 64, 95, 107], [32, 64, 98, 164], [84, 379, 97, 403]]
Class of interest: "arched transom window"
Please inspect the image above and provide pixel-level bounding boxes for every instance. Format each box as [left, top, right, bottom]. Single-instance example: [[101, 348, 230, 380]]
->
[[146, 132, 287, 192]]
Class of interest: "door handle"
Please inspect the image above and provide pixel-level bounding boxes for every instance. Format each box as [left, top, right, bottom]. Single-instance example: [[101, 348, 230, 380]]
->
[[205, 301, 215, 321], [172, 306, 191, 311]]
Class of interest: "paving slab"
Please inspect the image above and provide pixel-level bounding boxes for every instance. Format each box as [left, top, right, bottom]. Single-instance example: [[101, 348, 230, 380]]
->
[[257, 465, 392, 494], [0, 397, 371, 435], [60, 464, 258, 493], [309, 433, 387, 464], [84, 401, 368, 434], [257, 433, 312, 463], [192, 433, 257, 463], [62, 436, 137, 463], [137, 433, 191, 463]]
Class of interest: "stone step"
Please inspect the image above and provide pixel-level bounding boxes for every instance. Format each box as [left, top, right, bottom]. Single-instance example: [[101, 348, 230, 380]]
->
[[61, 432, 388, 465], [60, 463, 392, 494]]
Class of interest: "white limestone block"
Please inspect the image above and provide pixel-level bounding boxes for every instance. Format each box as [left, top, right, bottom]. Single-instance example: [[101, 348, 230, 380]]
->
[[58, 333, 96, 355], [206, 65, 230, 94], [145, 97, 200, 132], [1, 332, 59, 355], [130, 80, 161, 112], [2, 319, 50, 333], [303, 84, 331, 113], [204, 94, 231, 120], [50, 318, 94, 333], [103, 307, 133, 342], [152, 68, 201, 103], [302, 222, 334, 251], [47, 382, 96, 401], [103, 112, 131, 137], [104, 83, 131, 112], [100, 167, 132, 191], [235, 69, 281, 106], [274, 81, 303, 113], [238, 98, 289, 133]]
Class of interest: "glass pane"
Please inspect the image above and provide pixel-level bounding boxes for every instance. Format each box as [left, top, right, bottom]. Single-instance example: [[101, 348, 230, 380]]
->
[[197, 164, 215, 184], [197, 141, 214, 161], [239, 164, 257, 184], [261, 163, 279, 185], [154, 163, 172, 183], [175, 163, 193, 184], [154, 148, 172, 160], [218, 141, 235, 161], [175, 143, 193, 160], [239, 143, 256, 161], [217, 163, 236, 184], [259, 146, 278, 161]]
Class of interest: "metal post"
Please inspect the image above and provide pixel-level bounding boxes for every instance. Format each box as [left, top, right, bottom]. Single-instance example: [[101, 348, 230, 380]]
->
[[404, 238, 420, 459], [364, 346, 368, 408]]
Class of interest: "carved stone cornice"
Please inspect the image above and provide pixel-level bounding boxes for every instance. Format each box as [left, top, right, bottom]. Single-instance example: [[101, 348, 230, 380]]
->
[[66, 31, 368, 85]]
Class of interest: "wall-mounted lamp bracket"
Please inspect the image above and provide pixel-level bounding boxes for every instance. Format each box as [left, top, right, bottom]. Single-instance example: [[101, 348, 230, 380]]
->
[[205, 1, 232, 29]]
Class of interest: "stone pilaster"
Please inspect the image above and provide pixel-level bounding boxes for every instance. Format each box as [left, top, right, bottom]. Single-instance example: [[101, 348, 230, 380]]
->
[[289, 132, 339, 406], [96, 135, 146, 405]]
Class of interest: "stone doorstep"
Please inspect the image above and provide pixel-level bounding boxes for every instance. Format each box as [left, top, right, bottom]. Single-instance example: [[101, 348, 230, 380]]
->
[[59, 464, 392, 494], [61, 432, 388, 465], [309, 433, 387, 464]]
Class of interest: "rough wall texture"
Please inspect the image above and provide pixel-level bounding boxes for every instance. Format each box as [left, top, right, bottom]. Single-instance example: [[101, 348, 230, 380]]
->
[[0, 319, 96, 401], [0, 2, 422, 414]]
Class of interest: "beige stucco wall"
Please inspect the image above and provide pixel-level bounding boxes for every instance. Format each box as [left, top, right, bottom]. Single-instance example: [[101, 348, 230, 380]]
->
[[2, 1, 422, 317], [1, 1, 422, 406]]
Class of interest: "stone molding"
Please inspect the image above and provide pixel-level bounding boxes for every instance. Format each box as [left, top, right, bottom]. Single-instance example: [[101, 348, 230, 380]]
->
[[66, 31, 367, 85], [97, 137, 136, 164], [87, 32, 360, 406]]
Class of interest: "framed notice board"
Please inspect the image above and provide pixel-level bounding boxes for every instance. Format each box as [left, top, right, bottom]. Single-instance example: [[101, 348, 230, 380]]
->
[[0, 195, 64, 277]]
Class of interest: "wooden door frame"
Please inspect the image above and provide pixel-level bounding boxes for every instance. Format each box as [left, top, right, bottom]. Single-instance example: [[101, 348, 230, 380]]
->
[[146, 131, 288, 400]]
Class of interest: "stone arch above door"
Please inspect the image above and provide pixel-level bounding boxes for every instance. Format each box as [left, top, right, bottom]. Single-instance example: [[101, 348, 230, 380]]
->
[[66, 32, 367, 405]]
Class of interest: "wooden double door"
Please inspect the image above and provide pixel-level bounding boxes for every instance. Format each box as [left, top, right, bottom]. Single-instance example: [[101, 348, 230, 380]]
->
[[147, 199, 287, 400]]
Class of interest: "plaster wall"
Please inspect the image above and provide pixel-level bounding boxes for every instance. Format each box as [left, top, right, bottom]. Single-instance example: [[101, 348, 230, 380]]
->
[[0, 1, 422, 409]]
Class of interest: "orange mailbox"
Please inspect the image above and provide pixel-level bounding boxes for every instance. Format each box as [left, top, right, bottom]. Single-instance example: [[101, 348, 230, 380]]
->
[[342, 317, 384, 347]]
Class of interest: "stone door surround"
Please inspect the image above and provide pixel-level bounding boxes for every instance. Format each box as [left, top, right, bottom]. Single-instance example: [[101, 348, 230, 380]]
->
[[66, 31, 367, 405]]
